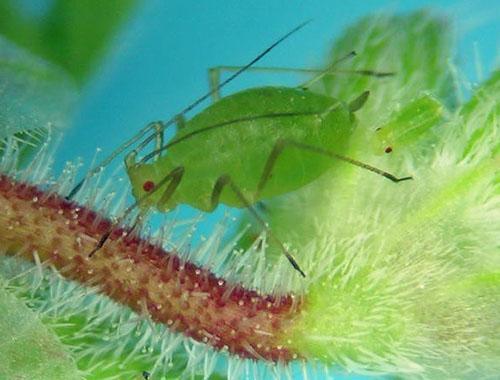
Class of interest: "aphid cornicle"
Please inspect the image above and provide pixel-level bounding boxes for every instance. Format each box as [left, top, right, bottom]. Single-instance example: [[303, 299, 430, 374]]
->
[[79, 22, 412, 277]]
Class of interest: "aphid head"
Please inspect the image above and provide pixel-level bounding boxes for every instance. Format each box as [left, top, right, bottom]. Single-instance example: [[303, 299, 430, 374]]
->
[[373, 126, 396, 156], [125, 159, 167, 211], [372, 95, 444, 156]]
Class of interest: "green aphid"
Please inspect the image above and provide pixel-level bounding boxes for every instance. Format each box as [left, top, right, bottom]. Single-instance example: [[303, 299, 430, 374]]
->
[[372, 94, 445, 155], [125, 84, 412, 276], [83, 23, 412, 277]]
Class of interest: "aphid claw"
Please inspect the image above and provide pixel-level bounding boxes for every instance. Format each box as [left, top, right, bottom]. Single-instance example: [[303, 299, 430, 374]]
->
[[88, 230, 111, 258], [287, 254, 307, 278]]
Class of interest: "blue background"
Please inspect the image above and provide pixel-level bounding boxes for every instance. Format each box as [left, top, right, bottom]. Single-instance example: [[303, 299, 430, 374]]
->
[[20, 0, 498, 378], [57, 0, 498, 171]]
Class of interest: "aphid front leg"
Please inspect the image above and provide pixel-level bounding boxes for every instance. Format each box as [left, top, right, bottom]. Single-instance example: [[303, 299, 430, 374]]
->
[[88, 166, 185, 258], [156, 166, 185, 206], [210, 174, 306, 277]]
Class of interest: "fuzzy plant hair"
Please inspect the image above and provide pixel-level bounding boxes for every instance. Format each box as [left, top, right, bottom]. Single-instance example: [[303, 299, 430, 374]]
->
[[0, 10, 499, 380]]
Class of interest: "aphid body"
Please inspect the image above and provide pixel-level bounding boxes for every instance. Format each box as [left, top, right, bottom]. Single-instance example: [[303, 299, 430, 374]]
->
[[82, 23, 411, 276], [372, 95, 444, 156], [126, 86, 362, 213]]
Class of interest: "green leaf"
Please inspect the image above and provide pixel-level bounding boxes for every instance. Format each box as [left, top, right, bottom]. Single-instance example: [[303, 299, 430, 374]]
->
[[0, 0, 140, 84], [0, 36, 77, 138], [0, 284, 81, 380], [457, 70, 499, 161], [0, 35, 77, 164]]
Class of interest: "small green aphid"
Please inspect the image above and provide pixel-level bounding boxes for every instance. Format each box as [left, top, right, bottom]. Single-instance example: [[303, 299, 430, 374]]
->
[[82, 22, 412, 277], [372, 95, 444, 155]]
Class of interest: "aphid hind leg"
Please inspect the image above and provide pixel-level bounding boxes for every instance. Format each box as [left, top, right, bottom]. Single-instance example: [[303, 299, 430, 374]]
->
[[208, 65, 321, 101], [256, 139, 412, 193], [209, 174, 306, 277], [88, 166, 185, 258]]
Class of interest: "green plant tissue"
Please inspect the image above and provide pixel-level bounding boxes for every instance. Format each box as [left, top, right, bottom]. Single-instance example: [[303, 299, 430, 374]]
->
[[0, 284, 81, 380]]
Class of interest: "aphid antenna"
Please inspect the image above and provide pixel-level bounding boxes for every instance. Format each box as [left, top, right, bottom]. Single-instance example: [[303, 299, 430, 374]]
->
[[66, 20, 312, 200]]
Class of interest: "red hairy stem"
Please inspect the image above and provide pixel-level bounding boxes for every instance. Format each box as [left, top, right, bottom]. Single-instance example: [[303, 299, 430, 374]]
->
[[0, 175, 303, 362]]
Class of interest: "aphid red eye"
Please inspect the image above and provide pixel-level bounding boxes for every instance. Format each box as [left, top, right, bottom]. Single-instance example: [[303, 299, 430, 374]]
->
[[143, 180, 155, 192], [384, 146, 393, 154]]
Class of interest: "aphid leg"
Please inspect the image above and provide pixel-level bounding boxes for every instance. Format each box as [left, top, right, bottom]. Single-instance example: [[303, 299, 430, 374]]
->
[[348, 91, 370, 113], [255, 139, 287, 200], [209, 54, 358, 85], [88, 166, 185, 258], [207, 53, 390, 100], [129, 121, 167, 161], [210, 174, 306, 278], [209, 175, 231, 210], [298, 50, 356, 89], [156, 166, 185, 205], [175, 114, 186, 130], [124, 150, 138, 170], [208, 65, 320, 101], [130, 117, 188, 165], [153, 122, 164, 161], [66, 121, 166, 200], [257, 139, 413, 190], [208, 67, 222, 102], [128, 209, 149, 236], [299, 51, 395, 90]]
